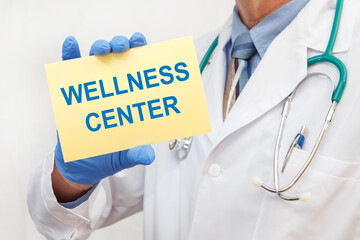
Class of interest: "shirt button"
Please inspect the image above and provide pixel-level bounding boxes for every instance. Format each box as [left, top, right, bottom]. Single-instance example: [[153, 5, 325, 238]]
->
[[208, 164, 222, 177]]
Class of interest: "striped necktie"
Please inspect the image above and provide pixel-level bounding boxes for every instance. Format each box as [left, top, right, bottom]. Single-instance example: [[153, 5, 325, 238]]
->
[[223, 32, 256, 120]]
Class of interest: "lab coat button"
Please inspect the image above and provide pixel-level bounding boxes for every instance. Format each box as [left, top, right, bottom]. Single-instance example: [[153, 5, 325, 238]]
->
[[208, 164, 222, 177]]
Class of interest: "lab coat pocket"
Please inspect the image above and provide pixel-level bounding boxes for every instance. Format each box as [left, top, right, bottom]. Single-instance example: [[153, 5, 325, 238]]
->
[[253, 148, 360, 240], [289, 148, 360, 180]]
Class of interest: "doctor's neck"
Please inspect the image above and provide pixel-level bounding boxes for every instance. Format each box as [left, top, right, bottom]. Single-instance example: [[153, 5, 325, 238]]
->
[[236, 0, 291, 29]]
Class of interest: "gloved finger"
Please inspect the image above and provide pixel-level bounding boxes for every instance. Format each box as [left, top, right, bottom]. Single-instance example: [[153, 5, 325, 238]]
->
[[90, 39, 111, 56], [62, 36, 81, 61], [110, 35, 130, 53], [129, 32, 147, 48], [120, 145, 155, 168]]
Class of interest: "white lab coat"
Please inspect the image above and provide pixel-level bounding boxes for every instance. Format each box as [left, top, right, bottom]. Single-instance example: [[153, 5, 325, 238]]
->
[[28, 0, 360, 239]]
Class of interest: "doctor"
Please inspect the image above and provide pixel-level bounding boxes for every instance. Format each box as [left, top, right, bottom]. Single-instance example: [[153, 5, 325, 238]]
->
[[28, 0, 360, 239]]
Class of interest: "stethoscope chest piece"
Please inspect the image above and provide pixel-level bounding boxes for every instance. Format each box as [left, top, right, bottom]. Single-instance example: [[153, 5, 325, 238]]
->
[[169, 137, 193, 160]]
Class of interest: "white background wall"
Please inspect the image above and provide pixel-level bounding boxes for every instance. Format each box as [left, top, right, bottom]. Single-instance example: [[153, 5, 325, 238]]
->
[[0, 0, 234, 239]]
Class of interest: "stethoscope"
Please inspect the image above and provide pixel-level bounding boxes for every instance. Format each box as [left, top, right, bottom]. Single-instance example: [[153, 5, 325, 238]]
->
[[170, 0, 347, 202]]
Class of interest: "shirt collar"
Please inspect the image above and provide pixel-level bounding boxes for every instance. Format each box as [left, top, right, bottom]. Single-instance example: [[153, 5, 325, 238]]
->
[[231, 0, 309, 58]]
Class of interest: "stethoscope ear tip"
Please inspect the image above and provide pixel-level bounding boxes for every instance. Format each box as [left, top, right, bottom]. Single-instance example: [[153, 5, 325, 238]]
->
[[251, 176, 263, 187], [299, 192, 312, 202]]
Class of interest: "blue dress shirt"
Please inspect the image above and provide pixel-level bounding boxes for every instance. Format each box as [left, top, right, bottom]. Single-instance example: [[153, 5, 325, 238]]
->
[[225, 0, 310, 91]]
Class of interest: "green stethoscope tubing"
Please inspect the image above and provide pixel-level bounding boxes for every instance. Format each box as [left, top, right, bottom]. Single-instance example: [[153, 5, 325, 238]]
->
[[199, 0, 346, 103], [307, 0, 346, 103], [199, 35, 219, 74]]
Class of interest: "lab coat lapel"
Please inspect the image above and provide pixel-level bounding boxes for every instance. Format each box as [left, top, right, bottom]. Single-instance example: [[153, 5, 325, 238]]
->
[[301, 0, 356, 54], [214, 0, 355, 147], [214, 2, 309, 146], [202, 17, 232, 143]]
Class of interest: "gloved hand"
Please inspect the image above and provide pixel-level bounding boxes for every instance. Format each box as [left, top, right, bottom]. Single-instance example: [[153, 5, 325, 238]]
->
[[56, 33, 154, 185]]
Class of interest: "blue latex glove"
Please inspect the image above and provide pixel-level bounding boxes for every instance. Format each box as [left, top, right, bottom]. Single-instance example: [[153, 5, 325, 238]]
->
[[57, 33, 153, 185], [88, 32, 147, 56]]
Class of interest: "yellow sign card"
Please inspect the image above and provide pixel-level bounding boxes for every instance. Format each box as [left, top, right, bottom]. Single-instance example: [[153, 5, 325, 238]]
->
[[46, 36, 211, 162]]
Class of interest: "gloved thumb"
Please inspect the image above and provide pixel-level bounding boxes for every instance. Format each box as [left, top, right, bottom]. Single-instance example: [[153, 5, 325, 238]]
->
[[119, 145, 155, 169]]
